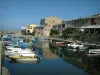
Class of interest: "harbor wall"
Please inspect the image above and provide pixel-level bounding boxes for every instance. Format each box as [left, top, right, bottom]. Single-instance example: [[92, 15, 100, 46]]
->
[[0, 41, 10, 75]]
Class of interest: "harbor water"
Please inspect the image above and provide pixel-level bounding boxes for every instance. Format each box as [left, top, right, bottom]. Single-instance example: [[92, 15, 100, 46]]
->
[[3, 39, 100, 75]]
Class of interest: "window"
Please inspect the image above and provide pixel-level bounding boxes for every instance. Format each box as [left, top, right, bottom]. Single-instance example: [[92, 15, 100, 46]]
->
[[86, 20, 87, 23], [82, 20, 84, 24], [62, 24, 65, 28], [74, 21, 76, 25], [91, 18, 94, 22], [91, 18, 96, 25], [77, 20, 79, 24], [66, 22, 68, 24], [58, 25, 60, 28]]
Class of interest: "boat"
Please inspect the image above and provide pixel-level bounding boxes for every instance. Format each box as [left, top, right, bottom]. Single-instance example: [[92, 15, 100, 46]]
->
[[7, 51, 38, 61], [67, 42, 88, 50], [55, 42, 65, 45], [6, 38, 38, 48], [5, 45, 32, 51], [9, 58, 40, 64], [2, 36, 12, 45], [67, 42, 83, 48], [88, 49, 100, 54], [5, 46, 33, 56], [87, 53, 100, 57], [79, 46, 88, 50]]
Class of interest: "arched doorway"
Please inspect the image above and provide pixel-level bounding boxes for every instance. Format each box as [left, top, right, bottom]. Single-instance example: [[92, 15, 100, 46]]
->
[[27, 30, 30, 35]]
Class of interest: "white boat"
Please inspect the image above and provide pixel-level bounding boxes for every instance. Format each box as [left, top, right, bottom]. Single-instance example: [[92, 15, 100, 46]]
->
[[7, 51, 38, 61], [15, 58, 38, 61], [6, 45, 20, 49], [87, 53, 100, 57], [6, 45, 32, 51], [9, 58, 39, 64], [5, 46, 34, 56], [5, 45, 38, 59], [67, 42, 88, 50], [67, 42, 84, 49], [89, 49, 100, 54]]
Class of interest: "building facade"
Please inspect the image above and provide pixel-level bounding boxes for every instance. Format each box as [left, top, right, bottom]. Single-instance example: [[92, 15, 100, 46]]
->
[[34, 26, 44, 37], [40, 16, 62, 36], [53, 14, 100, 35], [21, 26, 26, 35], [25, 24, 37, 34], [40, 16, 62, 26]]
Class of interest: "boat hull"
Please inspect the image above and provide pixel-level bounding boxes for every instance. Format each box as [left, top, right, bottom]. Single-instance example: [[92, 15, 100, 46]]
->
[[14, 58, 38, 61], [9, 59, 40, 64]]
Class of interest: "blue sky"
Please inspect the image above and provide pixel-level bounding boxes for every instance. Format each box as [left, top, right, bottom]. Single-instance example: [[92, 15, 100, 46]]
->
[[0, 0, 100, 30]]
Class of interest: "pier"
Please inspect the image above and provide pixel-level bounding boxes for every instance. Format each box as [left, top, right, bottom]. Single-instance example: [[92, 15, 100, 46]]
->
[[50, 37, 100, 47], [0, 41, 1, 75], [50, 37, 80, 44], [0, 41, 10, 75]]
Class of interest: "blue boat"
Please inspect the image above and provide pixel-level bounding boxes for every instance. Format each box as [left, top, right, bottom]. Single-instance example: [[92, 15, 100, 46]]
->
[[7, 38, 38, 49]]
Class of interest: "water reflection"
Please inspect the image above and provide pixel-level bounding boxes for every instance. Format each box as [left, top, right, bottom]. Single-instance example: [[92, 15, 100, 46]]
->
[[23, 38, 32, 43], [49, 43, 100, 75], [31, 40, 57, 61], [40, 41, 57, 60], [3, 39, 100, 75]]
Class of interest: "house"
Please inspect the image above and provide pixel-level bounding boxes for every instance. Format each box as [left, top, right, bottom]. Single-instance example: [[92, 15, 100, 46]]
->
[[53, 14, 100, 35], [25, 24, 37, 34]]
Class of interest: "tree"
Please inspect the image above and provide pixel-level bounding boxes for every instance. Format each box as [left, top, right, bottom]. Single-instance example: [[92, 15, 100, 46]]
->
[[73, 30, 82, 40], [50, 29, 59, 37], [62, 27, 76, 39]]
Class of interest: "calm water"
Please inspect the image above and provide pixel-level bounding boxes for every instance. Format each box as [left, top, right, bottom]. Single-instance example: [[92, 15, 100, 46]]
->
[[3, 40, 100, 75]]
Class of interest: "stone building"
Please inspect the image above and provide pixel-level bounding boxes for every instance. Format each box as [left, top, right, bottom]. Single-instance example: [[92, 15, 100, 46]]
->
[[40, 16, 62, 36], [40, 16, 62, 25], [34, 25, 44, 37]]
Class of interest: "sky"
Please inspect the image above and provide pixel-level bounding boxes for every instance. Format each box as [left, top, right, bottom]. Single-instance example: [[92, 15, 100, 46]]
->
[[0, 0, 100, 30]]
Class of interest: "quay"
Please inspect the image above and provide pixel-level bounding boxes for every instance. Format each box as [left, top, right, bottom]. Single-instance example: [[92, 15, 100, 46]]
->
[[50, 37, 100, 48], [50, 37, 79, 43], [0, 41, 10, 75]]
